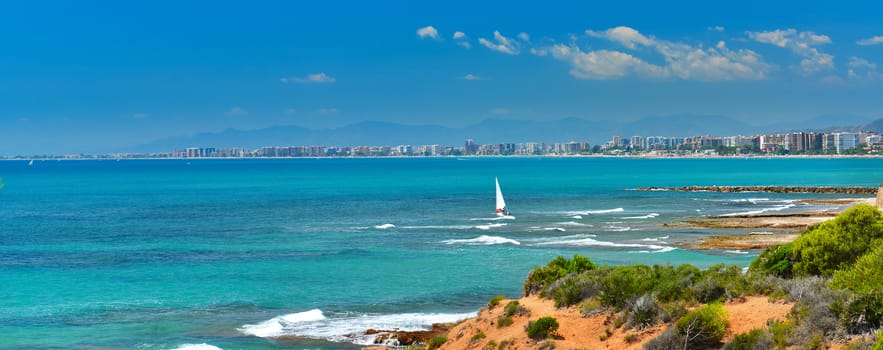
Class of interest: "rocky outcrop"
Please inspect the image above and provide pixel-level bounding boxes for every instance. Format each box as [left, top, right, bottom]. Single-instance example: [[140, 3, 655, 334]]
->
[[636, 185, 876, 194], [365, 323, 451, 347]]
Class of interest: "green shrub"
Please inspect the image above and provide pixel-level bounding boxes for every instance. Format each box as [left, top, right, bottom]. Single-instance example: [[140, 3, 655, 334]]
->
[[526, 317, 559, 339], [725, 328, 773, 350], [871, 330, 883, 350], [470, 332, 486, 342], [832, 245, 883, 330], [486, 340, 497, 350], [523, 255, 595, 296], [768, 320, 793, 349], [675, 303, 729, 348], [488, 294, 505, 309], [643, 327, 684, 350], [793, 204, 883, 277], [750, 242, 796, 278], [626, 294, 659, 330], [427, 335, 447, 350], [624, 333, 639, 343], [693, 264, 749, 303], [496, 315, 513, 328], [597, 264, 655, 309], [653, 264, 702, 302], [548, 272, 599, 307], [503, 300, 521, 317], [659, 300, 689, 323], [579, 298, 603, 317]]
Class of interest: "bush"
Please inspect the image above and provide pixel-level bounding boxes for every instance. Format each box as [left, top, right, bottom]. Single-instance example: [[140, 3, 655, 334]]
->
[[579, 298, 603, 317], [832, 245, 883, 330], [725, 328, 773, 350], [871, 330, 883, 350], [693, 264, 749, 303], [794, 204, 883, 277], [624, 333, 639, 343], [627, 294, 660, 330], [485, 340, 497, 350], [675, 303, 729, 348], [488, 295, 505, 309], [653, 264, 702, 302], [523, 255, 596, 296], [526, 317, 559, 339], [496, 315, 513, 328], [597, 264, 655, 309], [548, 272, 599, 307], [470, 332, 486, 342], [504, 300, 522, 317], [643, 327, 685, 350], [427, 335, 447, 350], [750, 242, 796, 278], [659, 301, 688, 323], [768, 320, 794, 349]]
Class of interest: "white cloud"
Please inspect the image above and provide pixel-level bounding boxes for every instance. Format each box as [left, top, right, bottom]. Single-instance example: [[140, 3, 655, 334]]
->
[[847, 56, 881, 80], [857, 35, 883, 46], [226, 107, 248, 116], [131, 113, 149, 119], [478, 30, 520, 55], [518, 32, 530, 42], [709, 26, 725, 32], [587, 26, 653, 50], [453, 31, 471, 48], [530, 47, 549, 56], [462, 74, 482, 81], [553, 26, 771, 81], [747, 28, 834, 75], [417, 26, 440, 40], [551, 45, 668, 79], [282, 73, 336, 84]]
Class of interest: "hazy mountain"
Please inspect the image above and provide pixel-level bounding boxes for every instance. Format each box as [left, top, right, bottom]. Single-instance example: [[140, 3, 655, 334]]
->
[[856, 118, 883, 133], [130, 114, 876, 153], [765, 114, 879, 133]]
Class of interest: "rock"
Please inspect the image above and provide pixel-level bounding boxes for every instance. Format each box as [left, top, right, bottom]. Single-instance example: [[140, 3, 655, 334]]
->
[[635, 185, 876, 194]]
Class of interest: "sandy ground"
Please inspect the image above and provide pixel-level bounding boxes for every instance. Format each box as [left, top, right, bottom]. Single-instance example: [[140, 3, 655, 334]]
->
[[422, 295, 792, 350]]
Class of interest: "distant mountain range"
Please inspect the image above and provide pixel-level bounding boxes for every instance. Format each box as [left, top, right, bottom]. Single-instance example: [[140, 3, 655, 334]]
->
[[130, 114, 883, 153]]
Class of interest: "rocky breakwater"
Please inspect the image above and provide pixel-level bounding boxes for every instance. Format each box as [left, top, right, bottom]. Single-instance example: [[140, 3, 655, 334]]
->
[[636, 185, 877, 194]]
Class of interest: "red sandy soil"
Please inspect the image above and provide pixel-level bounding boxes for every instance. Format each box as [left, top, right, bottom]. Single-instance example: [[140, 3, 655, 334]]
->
[[433, 295, 791, 350]]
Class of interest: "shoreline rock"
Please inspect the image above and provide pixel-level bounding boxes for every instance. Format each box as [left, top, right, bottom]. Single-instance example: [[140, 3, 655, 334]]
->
[[636, 185, 877, 194]]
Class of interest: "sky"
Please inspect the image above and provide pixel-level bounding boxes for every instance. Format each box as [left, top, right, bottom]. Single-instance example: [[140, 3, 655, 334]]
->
[[2, 0, 883, 154]]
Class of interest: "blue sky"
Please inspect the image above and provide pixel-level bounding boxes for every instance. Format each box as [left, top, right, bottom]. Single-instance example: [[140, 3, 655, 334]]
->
[[2, 0, 883, 154]]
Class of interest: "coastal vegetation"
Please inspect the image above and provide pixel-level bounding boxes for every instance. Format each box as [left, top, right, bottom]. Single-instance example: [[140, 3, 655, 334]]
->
[[485, 204, 883, 349]]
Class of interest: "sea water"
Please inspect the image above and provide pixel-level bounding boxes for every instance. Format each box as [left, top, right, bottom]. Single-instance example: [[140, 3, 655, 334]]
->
[[2, 157, 882, 349]]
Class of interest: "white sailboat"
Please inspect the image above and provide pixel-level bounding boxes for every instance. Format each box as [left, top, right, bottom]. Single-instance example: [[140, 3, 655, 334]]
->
[[28, 159, 34, 167], [495, 177, 510, 216]]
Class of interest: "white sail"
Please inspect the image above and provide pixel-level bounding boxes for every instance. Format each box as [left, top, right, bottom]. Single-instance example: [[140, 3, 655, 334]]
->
[[495, 177, 507, 214]]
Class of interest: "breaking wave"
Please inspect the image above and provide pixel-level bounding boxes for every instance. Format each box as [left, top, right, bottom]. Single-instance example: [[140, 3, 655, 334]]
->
[[532, 237, 672, 252], [719, 203, 797, 216], [474, 223, 507, 230], [374, 224, 396, 229], [562, 208, 624, 215], [240, 309, 474, 345], [170, 345, 223, 350], [622, 213, 659, 219], [442, 235, 520, 245]]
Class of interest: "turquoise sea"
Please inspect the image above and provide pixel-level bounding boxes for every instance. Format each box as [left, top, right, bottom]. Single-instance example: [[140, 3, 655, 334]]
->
[[2, 157, 882, 349]]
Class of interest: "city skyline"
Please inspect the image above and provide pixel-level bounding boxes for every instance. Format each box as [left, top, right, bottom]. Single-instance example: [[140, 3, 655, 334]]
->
[[3, 1, 883, 155]]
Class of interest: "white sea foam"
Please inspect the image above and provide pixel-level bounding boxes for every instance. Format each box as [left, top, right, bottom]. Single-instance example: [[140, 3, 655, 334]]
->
[[240, 310, 475, 345], [474, 223, 507, 230], [605, 225, 632, 232], [563, 208, 624, 215], [725, 250, 750, 255], [399, 225, 473, 230], [170, 344, 223, 350], [569, 215, 583, 219], [533, 237, 672, 252], [556, 221, 591, 227], [374, 224, 396, 229], [719, 203, 796, 216], [622, 213, 659, 219], [470, 215, 515, 221], [442, 235, 520, 245], [543, 227, 566, 232], [641, 235, 670, 242]]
